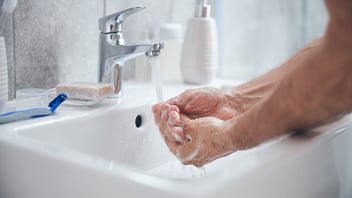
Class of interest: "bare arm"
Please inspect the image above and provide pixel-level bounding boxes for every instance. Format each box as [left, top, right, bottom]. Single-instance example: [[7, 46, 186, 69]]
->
[[228, 0, 352, 149], [227, 39, 323, 115]]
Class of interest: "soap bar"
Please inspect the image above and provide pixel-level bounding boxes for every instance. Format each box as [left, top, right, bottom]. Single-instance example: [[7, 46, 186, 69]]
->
[[56, 82, 114, 101]]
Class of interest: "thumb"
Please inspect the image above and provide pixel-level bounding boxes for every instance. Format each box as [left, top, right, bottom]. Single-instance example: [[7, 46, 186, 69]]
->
[[175, 115, 202, 162]]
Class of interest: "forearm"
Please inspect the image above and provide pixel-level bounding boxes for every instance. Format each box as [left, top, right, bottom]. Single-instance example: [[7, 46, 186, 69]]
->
[[227, 0, 352, 149], [229, 36, 352, 150], [227, 39, 324, 114], [232, 39, 322, 94], [271, 0, 352, 133]]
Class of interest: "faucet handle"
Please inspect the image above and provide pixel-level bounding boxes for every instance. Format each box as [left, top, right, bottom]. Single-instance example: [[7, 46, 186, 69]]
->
[[99, 6, 145, 33]]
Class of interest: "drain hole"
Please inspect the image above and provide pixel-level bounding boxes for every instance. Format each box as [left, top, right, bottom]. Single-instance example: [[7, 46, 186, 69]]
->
[[135, 115, 143, 128]]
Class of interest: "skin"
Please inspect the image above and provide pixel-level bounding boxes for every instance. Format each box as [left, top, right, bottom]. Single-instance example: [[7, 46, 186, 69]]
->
[[153, 0, 352, 167]]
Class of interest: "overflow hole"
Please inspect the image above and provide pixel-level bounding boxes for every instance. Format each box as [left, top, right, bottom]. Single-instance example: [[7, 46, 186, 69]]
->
[[135, 115, 143, 128]]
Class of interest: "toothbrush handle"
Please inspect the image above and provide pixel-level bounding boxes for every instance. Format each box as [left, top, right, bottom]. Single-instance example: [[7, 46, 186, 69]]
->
[[0, 108, 52, 124]]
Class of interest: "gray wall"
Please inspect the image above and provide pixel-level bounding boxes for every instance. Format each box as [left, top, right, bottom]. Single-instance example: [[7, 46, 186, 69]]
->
[[10, 0, 193, 100], [14, 0, 103, 94], [7, 0, 327, 100], [216, 0, 328, 81]]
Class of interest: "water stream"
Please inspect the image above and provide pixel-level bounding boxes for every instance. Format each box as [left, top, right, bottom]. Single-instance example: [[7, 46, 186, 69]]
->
[[149, 56, 164, 102], [148, 56, 207, 179]]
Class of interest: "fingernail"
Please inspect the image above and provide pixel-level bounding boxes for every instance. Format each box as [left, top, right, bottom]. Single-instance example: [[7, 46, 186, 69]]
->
[[173, 133, 183, 143], [168, 111, 180, 125], [172, 126, 186, 143]]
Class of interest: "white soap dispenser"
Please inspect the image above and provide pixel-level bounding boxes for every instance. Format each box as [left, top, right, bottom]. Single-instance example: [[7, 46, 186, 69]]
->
[[180, 0, 218, 84]]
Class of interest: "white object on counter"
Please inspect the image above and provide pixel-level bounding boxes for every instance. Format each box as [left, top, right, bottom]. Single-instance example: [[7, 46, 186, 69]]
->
[[16, 88, 48, 110], [0, 36, 8, 113], [180, 0, 218, 84], [158, 23, 183, 83]]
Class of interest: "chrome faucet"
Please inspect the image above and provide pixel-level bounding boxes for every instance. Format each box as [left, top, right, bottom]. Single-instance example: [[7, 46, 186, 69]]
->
[[98, 6, 163, 98]]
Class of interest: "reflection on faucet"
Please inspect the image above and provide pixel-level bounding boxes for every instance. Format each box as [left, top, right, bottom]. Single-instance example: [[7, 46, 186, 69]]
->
[[98, 6, 163, 98]]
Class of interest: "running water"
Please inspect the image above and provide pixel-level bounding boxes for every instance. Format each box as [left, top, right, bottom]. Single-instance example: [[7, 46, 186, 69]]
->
[[148, 57, 207, 178], [147, 158, 207, 179], [149, 56, 164, 102]]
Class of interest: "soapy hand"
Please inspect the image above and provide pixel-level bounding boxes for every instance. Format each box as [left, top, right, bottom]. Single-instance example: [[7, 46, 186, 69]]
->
[[153, 88, 232, 143], [153, 87, 238, 125], [157, 113, 236, 167], [152, 87, 244, 166]]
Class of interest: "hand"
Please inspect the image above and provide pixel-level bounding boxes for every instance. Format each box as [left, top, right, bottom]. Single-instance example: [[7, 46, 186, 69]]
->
[[152, 86, 269, 166], [153, 87, 236, 144], [153, 87, 258, 143], [159, 114, 236, 167], [154, 87, 239, 121]]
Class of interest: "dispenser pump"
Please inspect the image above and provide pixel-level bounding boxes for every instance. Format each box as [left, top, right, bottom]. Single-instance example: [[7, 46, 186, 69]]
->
[[196, 0, 211, 18]]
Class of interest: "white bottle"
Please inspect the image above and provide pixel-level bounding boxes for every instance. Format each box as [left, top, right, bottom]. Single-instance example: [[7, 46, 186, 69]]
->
[[181, 0, 218, 84], [158, 23, 183, 83]]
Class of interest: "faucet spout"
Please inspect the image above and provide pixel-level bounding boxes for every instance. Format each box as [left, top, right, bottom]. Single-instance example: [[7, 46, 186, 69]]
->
[[97, 6, 163, 99], [100, 41, 163, 65], [98, 41, 163, 96]]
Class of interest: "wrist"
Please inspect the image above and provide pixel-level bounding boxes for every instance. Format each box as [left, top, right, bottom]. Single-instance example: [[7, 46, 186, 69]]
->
[[225, 93, 294, 151], [224, 82, 276, 116], [224, 113, 260, 151]]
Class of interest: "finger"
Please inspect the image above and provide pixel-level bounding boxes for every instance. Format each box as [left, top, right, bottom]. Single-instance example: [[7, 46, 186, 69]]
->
[[153, 103, 171, 140], [159, 104, 183, 143], [175, 140, 201, 163], [169, 104, 180, 113], [153, 103, 176, 126], [170, 126, 186, 143], [172, 114, 191, 143], [168, 110, 181, 126], [153, 102, 180, 126], [163, 136, 181, 156], [174, 119, 202, 163], [167, 110, 187, 143], [165, 89, 193, 111], [152, 103, 162, 125], [160, 104, 171, 125], [165, 121, 185, 143]]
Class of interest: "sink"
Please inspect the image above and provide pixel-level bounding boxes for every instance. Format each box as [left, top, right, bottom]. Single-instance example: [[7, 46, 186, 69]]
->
[[0, 82, 352, 198], [15, 104, 173, 172]]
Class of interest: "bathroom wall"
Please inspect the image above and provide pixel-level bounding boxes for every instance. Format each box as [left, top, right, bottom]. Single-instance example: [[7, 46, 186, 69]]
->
[[12, 0, 104, 100], [10, 0, 193, 100], [8, 0, 328, 100], [216, 0, 328, 81]]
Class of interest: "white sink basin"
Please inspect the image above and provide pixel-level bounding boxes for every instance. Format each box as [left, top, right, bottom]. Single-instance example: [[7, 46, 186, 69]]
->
[[15, 104, 172, 172], [0, 82, 352, 198]]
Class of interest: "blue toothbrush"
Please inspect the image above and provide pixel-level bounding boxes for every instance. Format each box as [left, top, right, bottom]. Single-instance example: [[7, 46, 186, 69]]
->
[[0, 93, 68, 124]]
